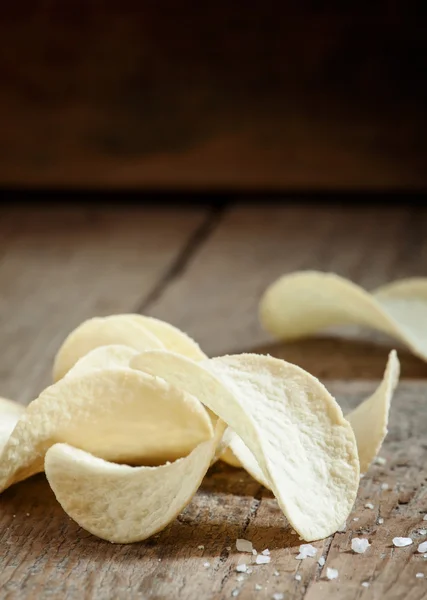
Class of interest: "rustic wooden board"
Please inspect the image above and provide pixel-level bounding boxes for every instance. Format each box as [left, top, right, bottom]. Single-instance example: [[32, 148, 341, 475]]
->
[[1, 204, 427, 599]]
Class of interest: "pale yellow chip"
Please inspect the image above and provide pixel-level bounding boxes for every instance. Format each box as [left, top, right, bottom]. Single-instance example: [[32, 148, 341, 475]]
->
[[132, 350, 360, 541], [53, 314, 206, 382], [0, 366, 213, 491], [0, 397, 25, 455], [259, 271, 427, 361], [45, 420, 225, 544], [219, 351, 399, 482]]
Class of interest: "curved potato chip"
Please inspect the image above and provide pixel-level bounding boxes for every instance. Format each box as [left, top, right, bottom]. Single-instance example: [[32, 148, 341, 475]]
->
[[259, 271, 427, 361], [217, 350, 399, 482], [0, 397, 25, 454], [65, 344, 140, 378], [45, 420, 225, 544], [131, 350, 359, 541], [53, 314, 206, 382], [347, 350, 399, 473], [0, 368, 213, 491], [53, 316, 164, 381]]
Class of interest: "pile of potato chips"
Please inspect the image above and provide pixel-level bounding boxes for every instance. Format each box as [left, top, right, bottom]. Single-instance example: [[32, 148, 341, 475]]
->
[[6, 269, 426, 544]]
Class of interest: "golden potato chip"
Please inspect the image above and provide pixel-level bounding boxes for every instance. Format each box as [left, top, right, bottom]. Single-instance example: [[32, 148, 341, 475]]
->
[[45, 420, 225, 544], [132, 350, 360, 541], [0, 366, 213, 491], [259, 271, 427, 361]]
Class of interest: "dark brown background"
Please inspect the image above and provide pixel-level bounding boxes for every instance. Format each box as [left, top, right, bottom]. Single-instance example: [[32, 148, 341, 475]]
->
[[0, 1, 426, 190]]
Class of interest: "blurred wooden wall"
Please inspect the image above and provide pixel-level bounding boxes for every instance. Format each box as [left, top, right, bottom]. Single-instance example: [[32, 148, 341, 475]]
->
[[0, 1, 426, 190]]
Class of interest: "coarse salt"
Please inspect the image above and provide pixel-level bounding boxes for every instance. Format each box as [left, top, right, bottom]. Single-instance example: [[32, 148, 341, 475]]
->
[[252, 549, 258, 555], [231, 590, 239, 597], [378, 518, 384, 524], [236, 575, 245, 582], [236, 564, 248, 573], [381, 483, 389, 491], [351, 538, 370, 554], [272, 594, 284, 600], [374, 457, 387, 465], [362, 582, 370, 588], [418, 542, 427, 553], [254, 584, 262, 591], [295, 574, 302, 581], [291, 529, 297, 535], [273, 570, 280, 576], [236, 539, 253, 553], [365, 503, 374, 510], [418, 529, 427, 536], [393, 537, 413, 547], [416, 573, 425, 579], [255, 555, 270, 565], [424, 515, 427, 521], [261, 549, 270, 556], [296, 543, 317, 560], [203, 562, 210, 568], [318, 556, 325, 567], [198, 545, 204, 550], [326, 568, 339, 580], [353, 517, 359, 522]]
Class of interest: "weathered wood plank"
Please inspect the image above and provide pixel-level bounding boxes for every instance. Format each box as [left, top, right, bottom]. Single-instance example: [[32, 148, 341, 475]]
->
[[0, 382, 426, 600], [147, 204, 427, 359], [0, 205, 209, 403]]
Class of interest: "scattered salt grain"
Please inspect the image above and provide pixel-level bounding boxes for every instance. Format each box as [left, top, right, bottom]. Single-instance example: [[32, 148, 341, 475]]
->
[[296, 544, 317, 560], [362, 582, 370, 588], [256, 555, 271, 565], [236, 539, 253, 553], [236, 564, 248, 573], [424, 553, 427, 558], [236, 575, 245, 582], [295, 574, 302, 581], [261, 549, 270, 556], [255, 584, 262, 591], [203, 562, 210, 568], [272, 594, 284, 600], [418, 542, 427, 553], [326, 568, 339, 580], [227, 547, 231, 551], [231, 589, 239, 597], [353, 517, 359, 522], [318, 557, 325, 567], [351, 538, 371, 554], [418, 529, 427, 536], [380, 553, 387, 559], [381, 483, 389, 491], [423, 515, 427, 521], [393, 537, 413, 547], [252, 549, 258, 556], [416, 573, 425, 579], [291, 529, 297, 535], [365, 503, 374, 510], [378, 518, 384, 524], [198, 545, 204, 550], [273, 570, 280, 577], [247, 568, 253, 574], [374, 457, 387, 465]]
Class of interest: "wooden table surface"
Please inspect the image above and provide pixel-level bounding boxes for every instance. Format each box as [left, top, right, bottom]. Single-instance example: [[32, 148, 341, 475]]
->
[[1, 202, 427, 600]]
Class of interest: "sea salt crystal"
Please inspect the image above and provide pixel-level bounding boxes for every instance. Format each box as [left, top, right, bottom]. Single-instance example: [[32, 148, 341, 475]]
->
[[424, 554, 427, 558], [418, 542, 427, 553], [353, 517, 359, 522], [291, 529, 297, 535], [272, 594, 284, 600], [231, 590, 240, 597], [416, 573, 425, 579], [198, 545, 204, 550], [295, 574, 302, 581], [255, 584, 262, 591], [393, 537, 413, 547], [326, 568, 339, 580], [236, 539, 253, 553], [255, 555, 271, 565], [365, 503, 374, 510], [362, 582, 370, 588], [424, 515, 427, 521], [318, 557, 325, 567], [252, 549, 258, 556], [296, 544, 317, 560], [236, 564, 248, 573], [273, 570, 280, 576], [374, 457, 387, 465], [378, 518, 384, 524], [261, 549, 270, 556], [236, 575, 245, 582], [381, 483, 389, 491], [418, 529, 427, 536], [203, 562, 210, 568], [351, 538, 371, 554]]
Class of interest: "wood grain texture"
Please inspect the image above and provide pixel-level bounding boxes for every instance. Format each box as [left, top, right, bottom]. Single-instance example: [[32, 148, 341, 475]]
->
[[1, 203, 427, 599]]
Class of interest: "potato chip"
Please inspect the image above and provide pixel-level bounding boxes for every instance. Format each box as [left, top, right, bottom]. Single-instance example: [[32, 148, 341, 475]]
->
[[221, 350, 398, 480], [131, 350, 360, 541], [45, 420, 225, 544], [0, 366, 213, 491], [0, 397, 25, 454], [53, 314, 206, 382], [259, 271, 427, 361], [347, 350, 399, 473]]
